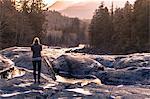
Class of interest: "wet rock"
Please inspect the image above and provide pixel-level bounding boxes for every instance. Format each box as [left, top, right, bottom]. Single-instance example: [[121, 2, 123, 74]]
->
[[113, 53, 150, 69], [13, 52, 56, 78], [97, 67, 150, 85], [52, 55, 104, 77], [0, 79, 12, 87], [94, 56, 115, 68], [1, 47, 150, 99], [122, 94, 149, 99], [14, 53, 32, 70], [0, 55, 14, 70]]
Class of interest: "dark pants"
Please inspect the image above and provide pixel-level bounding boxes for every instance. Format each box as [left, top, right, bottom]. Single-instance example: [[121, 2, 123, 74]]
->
[[32, 60, 41, 83]]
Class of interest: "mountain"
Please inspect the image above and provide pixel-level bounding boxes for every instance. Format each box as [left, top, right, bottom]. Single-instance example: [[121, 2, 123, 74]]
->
[[48, 1, 100, 19], [59, 2, 100, 19], [47, 0, 135, 19], [48, 1, 75, 11]]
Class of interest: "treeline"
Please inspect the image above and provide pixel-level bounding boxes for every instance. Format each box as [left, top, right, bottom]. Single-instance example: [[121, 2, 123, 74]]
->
[[89, 0, 150, 54], [0, 0, 46, 49], [0, 0, 87, 49], [44, 11, 87, 47]]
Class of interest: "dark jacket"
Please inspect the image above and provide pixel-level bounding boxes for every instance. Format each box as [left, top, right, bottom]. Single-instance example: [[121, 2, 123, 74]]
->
[[31, 44, 42, 58]]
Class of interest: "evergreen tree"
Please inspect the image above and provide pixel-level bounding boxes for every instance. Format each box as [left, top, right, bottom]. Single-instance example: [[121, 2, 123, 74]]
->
[[133, 0, 150, 51], [29, 0, 46, 37], [113, 1, 133, 53], [89, 3, 113, 52], [0, 0, 18, 48], [112, 8, 125, 52], [0, 0, 45, 49], [20, 0, 46, 38]]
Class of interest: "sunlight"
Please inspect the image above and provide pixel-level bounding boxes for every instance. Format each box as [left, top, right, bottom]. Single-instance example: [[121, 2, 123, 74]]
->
[[44, 0, 56, 4], [66, 88, 92, 95], [55, 75, 102, 86], [44, 0, 136, 5], [41, 83, 56, 89], [16, 83, 32, 87], [1, 92, 21, 97], [7, 67, 26, 79], [1, 90, 43, 98]]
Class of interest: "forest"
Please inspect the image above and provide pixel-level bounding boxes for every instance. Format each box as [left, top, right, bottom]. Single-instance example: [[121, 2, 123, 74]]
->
[[89, 0, 149, 54], [0, 0, 149, 54]]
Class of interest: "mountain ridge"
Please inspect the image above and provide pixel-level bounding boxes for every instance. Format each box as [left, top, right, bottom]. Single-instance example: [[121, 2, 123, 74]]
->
[[47, 0, 135, 19], [48, 1, 101, 19]]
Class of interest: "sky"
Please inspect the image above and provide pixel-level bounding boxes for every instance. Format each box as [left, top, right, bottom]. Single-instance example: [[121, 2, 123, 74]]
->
[[43, 0, 137, 19], [44, 0, 136, 5]]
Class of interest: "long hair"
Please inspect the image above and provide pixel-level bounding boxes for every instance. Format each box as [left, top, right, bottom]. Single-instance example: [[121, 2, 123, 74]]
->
[[32, 37, 41, 45]]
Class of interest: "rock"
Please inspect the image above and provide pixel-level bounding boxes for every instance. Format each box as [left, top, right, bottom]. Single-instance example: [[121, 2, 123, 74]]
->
[[113, 53, 150, 69], [94, 56, 115, 68], [0, 79, 12, 87], [0, 55, 25, 79], [52, 55, 104, 77], [14, 53, 33, 70], [0, 55, 14, 70], [1, 47, 150, 99], [122, 94, 149, 99], [97, 67, 150, 85]]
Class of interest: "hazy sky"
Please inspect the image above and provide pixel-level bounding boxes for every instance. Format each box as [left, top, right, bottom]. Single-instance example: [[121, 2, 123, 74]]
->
[[44, 0, 136, 5]]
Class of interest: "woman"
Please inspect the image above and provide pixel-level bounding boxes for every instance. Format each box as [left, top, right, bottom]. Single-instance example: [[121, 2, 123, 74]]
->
[[31, 37, 42, 84]]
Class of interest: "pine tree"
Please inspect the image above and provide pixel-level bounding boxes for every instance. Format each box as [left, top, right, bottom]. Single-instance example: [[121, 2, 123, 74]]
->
[[133, 0, 150, 52], [0, 0, 18, 48], [112, 1, 133, 53], [112, 8, 124, 53], [19, 0, 46, 38], [29, 0, 46, 37], [89, 3, 113, 52]]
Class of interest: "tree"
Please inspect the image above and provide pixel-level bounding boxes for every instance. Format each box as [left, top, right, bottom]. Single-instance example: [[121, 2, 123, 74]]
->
[[89, 3, 113, 52], [89, 0, 149, 54], [0, 0, 18, 48], [133, 0, 150, 51], [112, 1, 133, 53], [29, 0, 46, 37], [19, 0, 46, 39], [0, 0, 45, 49], [112, 8, 125, 52]]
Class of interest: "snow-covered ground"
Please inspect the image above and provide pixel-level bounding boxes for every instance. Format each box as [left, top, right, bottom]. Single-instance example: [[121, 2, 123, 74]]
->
[[0, 46, 150, 98]]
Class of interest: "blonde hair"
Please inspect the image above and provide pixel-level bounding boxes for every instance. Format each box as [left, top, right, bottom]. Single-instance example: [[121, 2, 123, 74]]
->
[[32, 37, 41, 45]]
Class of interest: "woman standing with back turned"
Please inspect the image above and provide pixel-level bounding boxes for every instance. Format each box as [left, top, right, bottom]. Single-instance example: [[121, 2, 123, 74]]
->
[[31, 37, 42, 84]]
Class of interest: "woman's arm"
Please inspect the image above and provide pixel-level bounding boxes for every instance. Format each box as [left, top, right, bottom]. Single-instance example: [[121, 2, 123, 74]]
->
[[40, 45, 42, 51], [31, 45, 33, 51]]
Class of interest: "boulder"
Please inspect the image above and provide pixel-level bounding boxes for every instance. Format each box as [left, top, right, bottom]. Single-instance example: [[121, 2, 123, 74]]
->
[[113, 53, 150, 69], [94, 56, 115, 68], [96, 67, 150, 85], [52, 55, 104, 78]]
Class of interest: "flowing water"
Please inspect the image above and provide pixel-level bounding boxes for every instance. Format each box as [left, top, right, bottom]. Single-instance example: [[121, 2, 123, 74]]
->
[[55, 75, 102, 86], [0, 67, 25, 79]]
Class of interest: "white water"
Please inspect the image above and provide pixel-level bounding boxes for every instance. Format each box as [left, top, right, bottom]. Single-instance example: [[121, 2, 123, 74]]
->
[[66, 88, 92, 95], [56, 75, 102, 86]]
